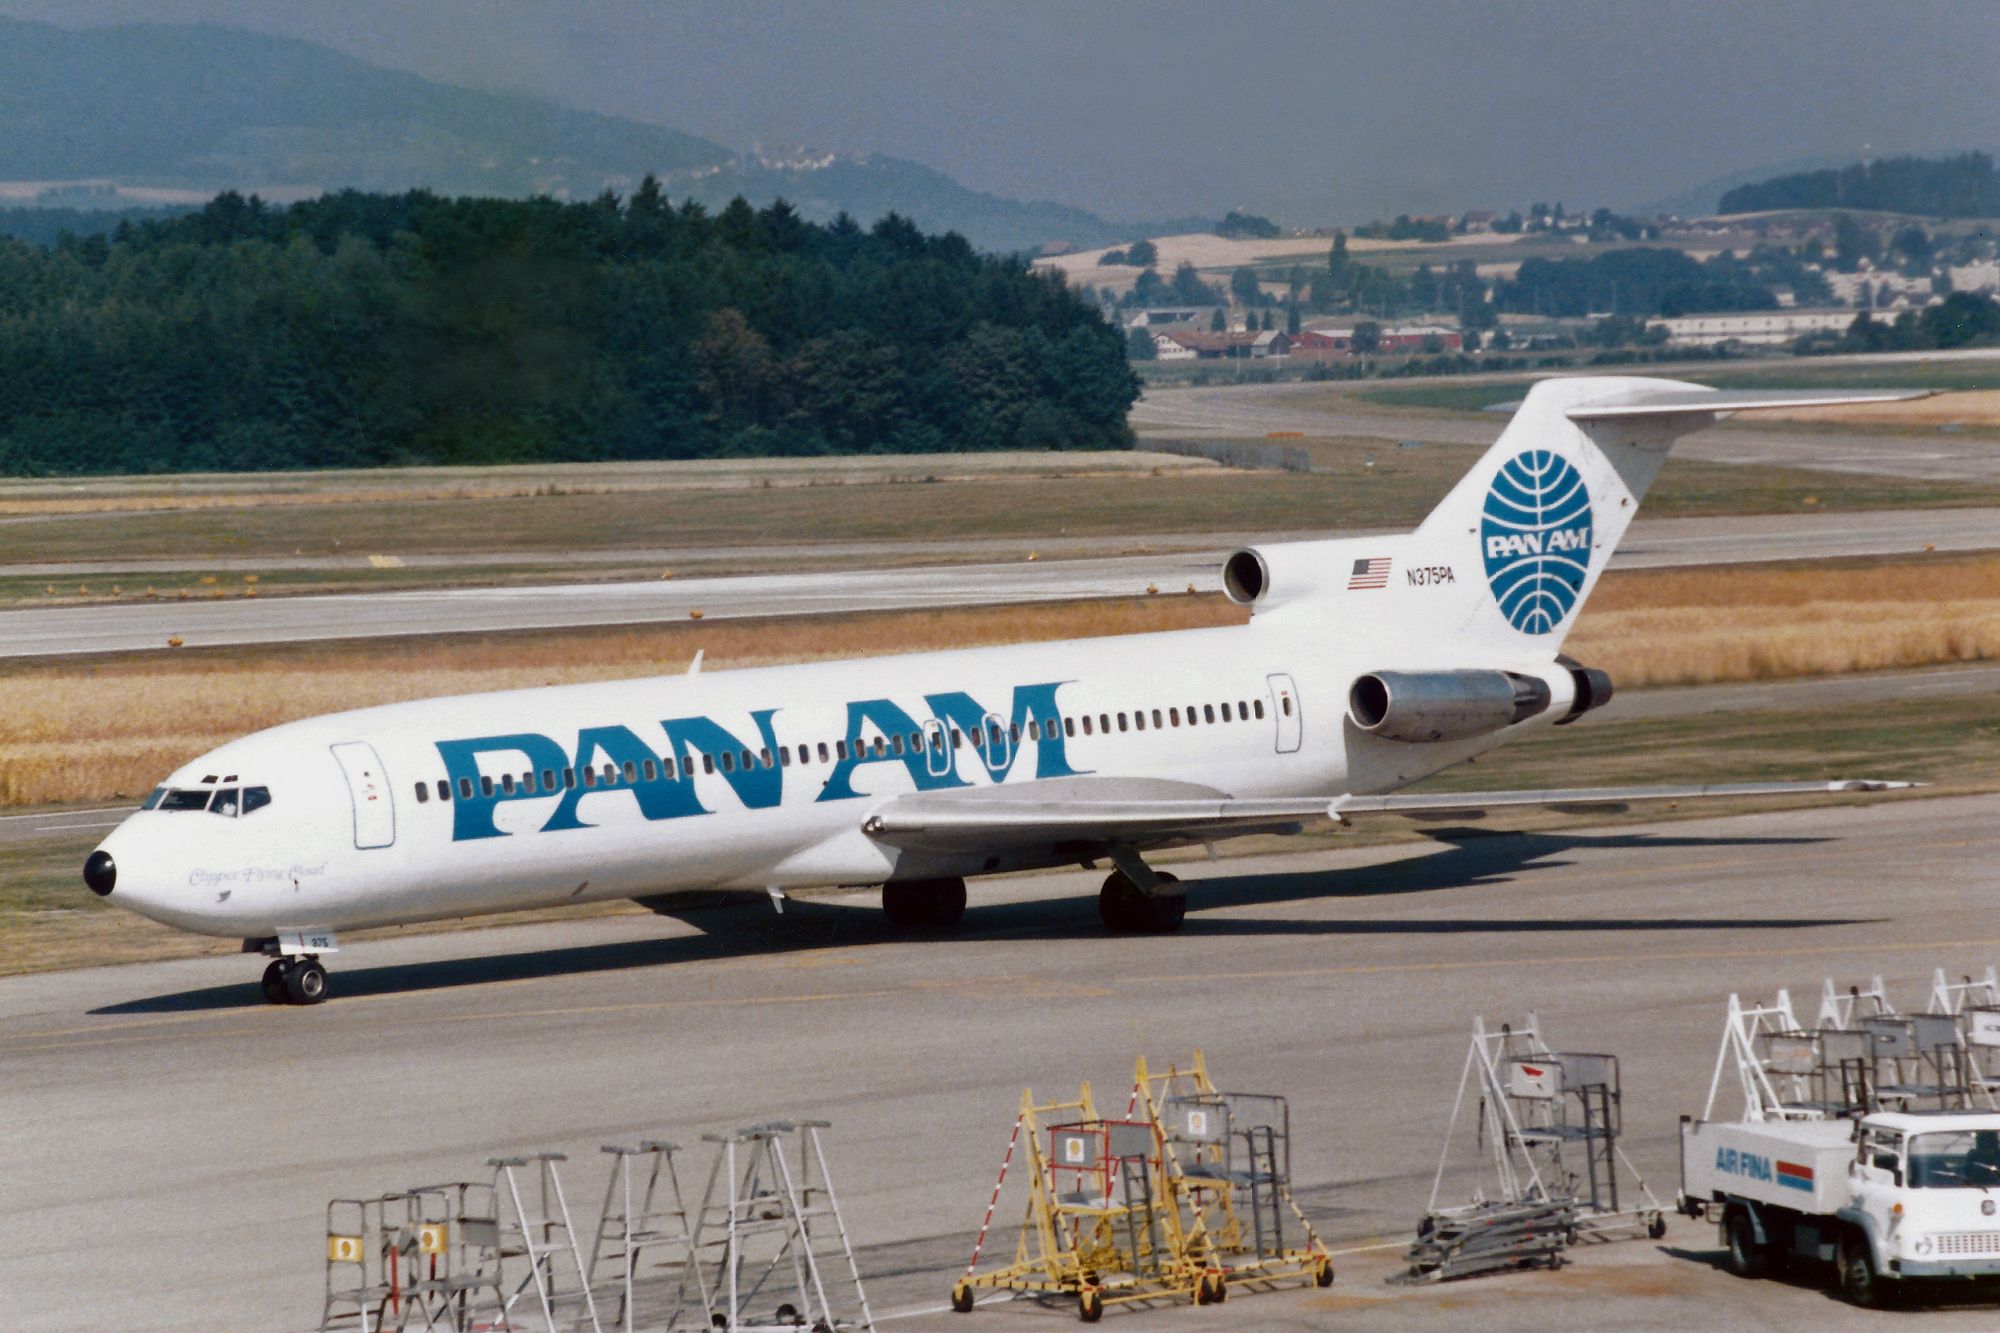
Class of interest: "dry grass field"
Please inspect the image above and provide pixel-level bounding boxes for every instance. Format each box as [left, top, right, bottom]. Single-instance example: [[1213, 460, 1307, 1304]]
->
[[4, 553, 1998, 809]]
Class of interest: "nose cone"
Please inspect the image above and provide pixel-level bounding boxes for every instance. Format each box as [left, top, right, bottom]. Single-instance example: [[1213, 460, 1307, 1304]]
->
[[84, 849, 117, 896]]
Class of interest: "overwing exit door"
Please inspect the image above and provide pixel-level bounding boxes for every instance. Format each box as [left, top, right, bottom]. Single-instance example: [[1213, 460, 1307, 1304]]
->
[[1266, 674, 1302, 753], [330, 740, 396, 849]]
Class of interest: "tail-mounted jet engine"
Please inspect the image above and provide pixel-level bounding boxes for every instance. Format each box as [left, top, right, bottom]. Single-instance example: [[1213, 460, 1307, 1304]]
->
[[1557, 656, 1614, 725], [1347, 669, 1552, 744]]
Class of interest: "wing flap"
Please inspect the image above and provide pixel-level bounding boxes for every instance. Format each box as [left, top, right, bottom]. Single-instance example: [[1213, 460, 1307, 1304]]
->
[[1333, 779, 1917, 818]]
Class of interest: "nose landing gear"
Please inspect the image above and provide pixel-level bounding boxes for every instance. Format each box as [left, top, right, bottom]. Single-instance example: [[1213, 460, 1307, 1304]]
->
[[257, 954, 330, 1006]]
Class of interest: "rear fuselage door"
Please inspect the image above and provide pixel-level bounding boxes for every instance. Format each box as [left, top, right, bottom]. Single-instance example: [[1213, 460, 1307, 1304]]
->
[[330, 740, 396, 849], [1266, 673, 1303, 753]]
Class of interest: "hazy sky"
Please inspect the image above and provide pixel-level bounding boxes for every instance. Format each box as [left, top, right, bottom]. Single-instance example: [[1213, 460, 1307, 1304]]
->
[[4, 0, 1997, 221]]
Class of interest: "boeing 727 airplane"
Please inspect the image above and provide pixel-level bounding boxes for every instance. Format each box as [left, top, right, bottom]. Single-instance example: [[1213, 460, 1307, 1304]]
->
[[83, 376, 1921, 1004]]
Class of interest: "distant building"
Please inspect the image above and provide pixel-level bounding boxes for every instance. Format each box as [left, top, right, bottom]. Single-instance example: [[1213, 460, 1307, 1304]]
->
[[1949, 261, 2000, 294], [1822, 266, 1935, 309], [1293, 324, 1462, 356], [1648, 309, 1861, 347], [1156, 329, 1292, 359], [1459, 210, 1497, 234], [1124, 308, 1212, 329]]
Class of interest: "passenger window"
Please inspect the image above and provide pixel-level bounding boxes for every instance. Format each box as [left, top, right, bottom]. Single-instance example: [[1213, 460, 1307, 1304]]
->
[[873, 737, 886, 757], [758, 748, 772, 769], [623, 761, 638, 783], [818, 742, 831, 763], [890, 735, 905, 756], [1009, 723, 1021, 744], [212, 787, 240, 817], [1064, 717, 1076, 738], [481, 776, 495, 797], [1282, 696, 1293, 717], [1117, 713, 1129, 732], [1204, 704, 1216, 724], [1134, 711, 1146, 732], [520, 772, 535, 794], [1170, 708, 1181, 727], [1028, 721, 1041, 741], [1221, 703, 1232, 722], [602, 763, 617, 784], [835, 739, 848, 760], [563, 767, 577, 788], [1152, 709, 1163, 728], [436, 780, 451, 803], [1099, 713, 1110, 733], [582, 767, 596, 788], [241, 786, 271, 815], [720, 751, 735, 773], [951, 728, 963, 749], [702, 753, 715, 774], [459, 777, 474, 800], [908, 731, 922, 753], [414, 782, 429, 804], [991, 724, 1005, 748], [1082, 715, 1094, 736], [1239, 700, 1249, 719], [543, 768, 557, 789], [640, 761, 655, 782], [1254, 699, 1266, 719]]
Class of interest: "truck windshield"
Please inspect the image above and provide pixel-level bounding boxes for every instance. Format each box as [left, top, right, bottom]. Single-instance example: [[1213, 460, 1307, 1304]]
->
[[1907, 1130, 2000, 1188]]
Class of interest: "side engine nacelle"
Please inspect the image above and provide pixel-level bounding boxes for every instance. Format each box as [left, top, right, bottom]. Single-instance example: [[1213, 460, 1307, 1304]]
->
[[1347, 669, 1552, 744], [1222, 541, 1350, 613], [1347, 663, 1615, 743]]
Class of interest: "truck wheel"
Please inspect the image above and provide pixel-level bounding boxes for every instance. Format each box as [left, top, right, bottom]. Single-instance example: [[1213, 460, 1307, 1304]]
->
[[1839, 1234, 1884, 1308], [1724, 1209, 1768, 1279]]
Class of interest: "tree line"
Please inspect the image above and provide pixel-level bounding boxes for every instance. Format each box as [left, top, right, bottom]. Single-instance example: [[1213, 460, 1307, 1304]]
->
[[0, 183, 1138, 476], [1719, 153, 2000, 218]]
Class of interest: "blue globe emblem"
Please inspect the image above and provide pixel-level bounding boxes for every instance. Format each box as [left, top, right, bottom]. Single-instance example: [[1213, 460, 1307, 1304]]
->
[[1480, 450, 1593, 634]]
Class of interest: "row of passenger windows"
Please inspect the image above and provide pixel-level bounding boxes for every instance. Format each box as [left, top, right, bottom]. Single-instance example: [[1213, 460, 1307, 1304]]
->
[[410, 695, 1277, 805]]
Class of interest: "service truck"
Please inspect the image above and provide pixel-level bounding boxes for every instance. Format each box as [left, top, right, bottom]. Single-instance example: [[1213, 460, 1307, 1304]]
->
[[1681, 1109, 2000, 1306]]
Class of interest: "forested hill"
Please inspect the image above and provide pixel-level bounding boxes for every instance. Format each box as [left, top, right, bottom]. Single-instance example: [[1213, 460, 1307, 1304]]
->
[[0, 187, 1139, 476], [1718, 152, 2000, 218]]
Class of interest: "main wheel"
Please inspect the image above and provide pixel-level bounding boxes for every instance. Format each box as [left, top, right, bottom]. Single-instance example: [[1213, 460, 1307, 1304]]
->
[[283, 958, 329, 1006], [1724, 1208, 1768, 1279], [1314, 1255, 1335, 1287], [260, 959, 291, 1006], [883, 878, 968, 930], [1839, 1233, 1883, 1308], [1098, 871, 1185, 935], [1077, 1288, 1103, 1323], [950, 1281, 975, 1314]]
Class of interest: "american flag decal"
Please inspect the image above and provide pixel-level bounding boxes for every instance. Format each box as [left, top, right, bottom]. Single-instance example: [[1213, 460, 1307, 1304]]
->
[[1348, 557, 1391, 590]]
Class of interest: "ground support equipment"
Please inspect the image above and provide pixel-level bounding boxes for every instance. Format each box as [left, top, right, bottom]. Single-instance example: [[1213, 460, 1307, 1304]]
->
[[1421, 1015, 1664, 1269], [390, 1180, 510, 1333], [585, 1142, 699, 1333], [321, 1195, 401, 1332], [1128, 1052, 1334, 1300], [491, 1153, 603, 1333], [1397, 1198, 1577, 1283], [681, 1121, 873, 1332]]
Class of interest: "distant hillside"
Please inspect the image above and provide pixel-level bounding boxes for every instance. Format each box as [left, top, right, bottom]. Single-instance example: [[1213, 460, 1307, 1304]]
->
[[1718, 152, 2000, 218], [0, 16, 1156, 254]]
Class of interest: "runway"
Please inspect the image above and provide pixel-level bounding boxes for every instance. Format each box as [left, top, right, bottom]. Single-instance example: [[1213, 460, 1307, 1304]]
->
[[4, 792, 1999, 1330], [1132, 381, 2000, 481], [4, 507, 1993, 658]]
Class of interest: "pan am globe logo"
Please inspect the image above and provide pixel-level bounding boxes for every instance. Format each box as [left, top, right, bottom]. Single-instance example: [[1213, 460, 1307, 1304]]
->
[[1480, 449, 1593, 635]]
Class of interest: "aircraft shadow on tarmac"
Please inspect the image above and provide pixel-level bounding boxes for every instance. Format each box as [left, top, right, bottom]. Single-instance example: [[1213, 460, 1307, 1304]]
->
[[96, 826, 1868, 1015]]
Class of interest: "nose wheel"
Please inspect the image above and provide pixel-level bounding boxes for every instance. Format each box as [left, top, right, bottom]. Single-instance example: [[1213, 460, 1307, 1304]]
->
[[260, 956, 329, 1006]]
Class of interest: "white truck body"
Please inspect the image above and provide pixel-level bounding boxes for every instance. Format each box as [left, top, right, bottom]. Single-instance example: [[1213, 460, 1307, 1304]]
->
[[1682, 1110, 2000, 1293]]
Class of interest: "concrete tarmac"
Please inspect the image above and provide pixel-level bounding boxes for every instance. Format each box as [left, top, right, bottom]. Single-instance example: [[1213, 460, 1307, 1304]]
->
[[4, 508, 1994, 658], [4, 793, 1999, 1330]]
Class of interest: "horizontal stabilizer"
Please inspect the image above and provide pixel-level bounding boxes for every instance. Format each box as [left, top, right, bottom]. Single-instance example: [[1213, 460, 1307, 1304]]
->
[[1332, 779, 1919, 819], [1565, 387, 1929, 421]]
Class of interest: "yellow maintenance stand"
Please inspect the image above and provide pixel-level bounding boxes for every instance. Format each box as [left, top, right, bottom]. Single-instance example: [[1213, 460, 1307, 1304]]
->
[[950, 1053, 1333, 1319], [949, 1082, 1199, 1320], [1128, 1050, 1334, 1303]]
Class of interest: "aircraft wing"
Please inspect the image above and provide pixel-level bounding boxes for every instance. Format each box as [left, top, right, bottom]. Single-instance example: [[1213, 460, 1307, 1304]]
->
[[859, 776, 1916, 855]]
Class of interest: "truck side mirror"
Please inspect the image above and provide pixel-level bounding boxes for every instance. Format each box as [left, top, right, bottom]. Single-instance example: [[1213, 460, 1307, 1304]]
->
[[1872, 1152, 1901, 1184]]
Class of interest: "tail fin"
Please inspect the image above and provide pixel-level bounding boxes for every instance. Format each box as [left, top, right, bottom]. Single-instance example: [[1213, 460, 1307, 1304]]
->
[[1228, 375, 1925, 657], [1407, 375, 1925, 651]]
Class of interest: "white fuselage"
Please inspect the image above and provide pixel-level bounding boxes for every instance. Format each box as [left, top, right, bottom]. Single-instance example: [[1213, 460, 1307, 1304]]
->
[[92, 616, 1566, 940]]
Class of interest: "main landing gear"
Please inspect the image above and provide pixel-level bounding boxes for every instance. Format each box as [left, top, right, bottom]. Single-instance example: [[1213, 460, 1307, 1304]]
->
[[259, 955, 329, 1006], [1098, 869, 1186, 934], [883, 877, 968, 931]]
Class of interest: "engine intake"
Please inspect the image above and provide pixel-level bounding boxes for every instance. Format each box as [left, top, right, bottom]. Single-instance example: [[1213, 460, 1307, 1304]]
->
[[1348, 669, 1552, 744], [1221, 549, 1268, 605]]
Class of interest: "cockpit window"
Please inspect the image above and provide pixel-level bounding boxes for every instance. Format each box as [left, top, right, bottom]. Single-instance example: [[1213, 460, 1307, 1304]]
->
[[153, 784, 272, 815]]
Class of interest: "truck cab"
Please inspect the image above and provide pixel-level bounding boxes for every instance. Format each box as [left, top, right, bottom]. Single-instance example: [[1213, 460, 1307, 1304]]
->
[[1842, 1112, 2000, 1293]]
